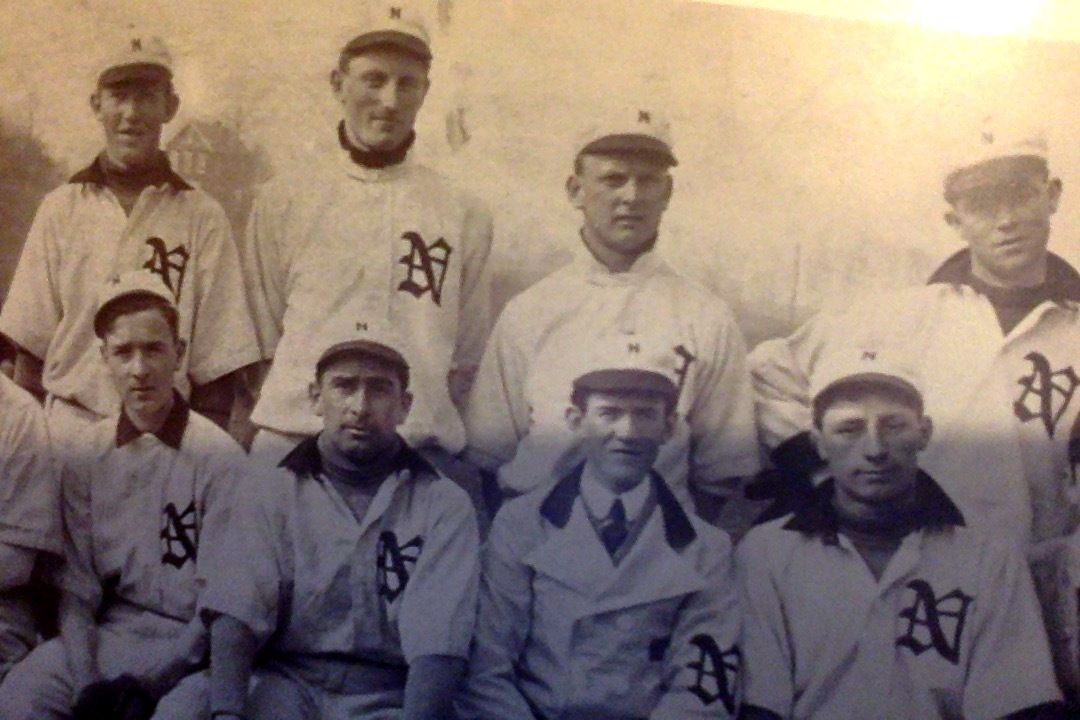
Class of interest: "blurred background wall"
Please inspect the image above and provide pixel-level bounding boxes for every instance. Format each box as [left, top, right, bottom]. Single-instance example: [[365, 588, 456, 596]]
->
[[3, 0, 1080, 347]]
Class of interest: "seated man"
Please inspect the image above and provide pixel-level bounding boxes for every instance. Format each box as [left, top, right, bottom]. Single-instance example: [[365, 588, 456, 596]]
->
[[203, 327, 480, 719], [460, 349, 742, 720], [0, 270, 245, 719], [737, 347, 1063, 720], [0, 372, 60, 680]]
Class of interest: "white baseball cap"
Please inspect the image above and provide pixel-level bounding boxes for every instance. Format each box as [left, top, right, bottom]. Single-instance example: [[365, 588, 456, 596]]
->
[[943, 119, 1049, 201], [810, 346, 923, 409], [97, 35, 173, 87], [575, 107, 677, 167], [568, 334, 684, 407], [340, 4, 431, 64], [93, 270, 176, 338], [312, 318, 412, 387]]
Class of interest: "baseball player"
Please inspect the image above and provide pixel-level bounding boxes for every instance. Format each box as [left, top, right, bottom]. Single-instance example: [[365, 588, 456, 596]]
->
[[202, 326, 479, 719], [0, 373, 60, 680], [459, 353, 742, 720], [737, 346, 1063, 719], [465, 108, 759, 528], [748, 126, 1080, 696], [0, 34, 260, 441], [241, 3, 494, 493], [0, 271, 245, 719]]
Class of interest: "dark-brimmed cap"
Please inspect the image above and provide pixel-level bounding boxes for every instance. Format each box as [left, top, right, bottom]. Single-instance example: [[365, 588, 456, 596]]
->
[[93, 270, 176, 338], [341, 5, 431, 64], [97, 35, 173, 87], [572, 368, 678, 406], [575, 108, 677, 167]]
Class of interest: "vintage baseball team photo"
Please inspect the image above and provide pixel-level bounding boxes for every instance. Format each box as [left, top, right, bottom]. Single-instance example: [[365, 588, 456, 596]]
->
[[0, 0, 1078, 717]]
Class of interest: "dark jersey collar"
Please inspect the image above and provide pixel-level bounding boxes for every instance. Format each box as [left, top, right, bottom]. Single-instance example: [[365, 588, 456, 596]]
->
[[115, 392, 190, 449], [279, 433, 439, 482], [69, 152, 193, 192], [928, 248, 1080, 302], [782, 470, 964, 544], [539, 464, 697, 551]]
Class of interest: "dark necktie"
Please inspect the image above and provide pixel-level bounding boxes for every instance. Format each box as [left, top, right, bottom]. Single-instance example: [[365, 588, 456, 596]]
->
[[600, 498, 629, 556]]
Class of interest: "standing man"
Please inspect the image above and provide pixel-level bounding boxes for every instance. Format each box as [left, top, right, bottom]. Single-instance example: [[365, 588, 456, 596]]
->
[[0, 373, 60, 681], [202, 327, 479, 719], [0, 271, 245, 719], [242, 4, 494, 485], [749, 128, 1080, 696], [0, 34, 260, 439], [460, 354, 742, 719], [465, 109, 759, 526], [738, 347, 1062, 719]]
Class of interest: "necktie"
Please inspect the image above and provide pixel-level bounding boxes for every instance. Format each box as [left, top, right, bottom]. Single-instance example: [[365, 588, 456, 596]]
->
[[600, 498, 629, 556]]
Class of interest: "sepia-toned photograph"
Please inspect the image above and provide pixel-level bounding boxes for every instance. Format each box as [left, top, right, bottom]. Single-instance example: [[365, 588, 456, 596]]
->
[[1, 0, 1079, 717]]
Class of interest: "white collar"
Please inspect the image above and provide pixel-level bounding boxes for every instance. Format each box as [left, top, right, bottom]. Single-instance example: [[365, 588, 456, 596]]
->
[[569, 239, 669, 283], [580, 466, 652, 523]]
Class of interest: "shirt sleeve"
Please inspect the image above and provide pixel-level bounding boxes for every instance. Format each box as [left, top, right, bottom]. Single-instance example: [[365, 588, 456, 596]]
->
[[184, 198, 262, 385], [194, 429, 247, 606], [733, 529, 795, 718], [450, 195, 496, 393], [650, 529, 742, 720], [685, 308, 761, 495], [0, 380, 61, 555], [240, 186, 289, 361], [198, 470, 285, 644], [398, 479, 480, 662], [58, 462, 102, 608], [464, 309, 532, 472], [457, 500, 539, 720], [963, 536, 1062, 719], [0, 190, 64, 359]]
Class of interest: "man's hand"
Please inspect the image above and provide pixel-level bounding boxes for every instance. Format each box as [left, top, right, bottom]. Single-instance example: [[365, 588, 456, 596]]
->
[[72, 675, 156, 720]]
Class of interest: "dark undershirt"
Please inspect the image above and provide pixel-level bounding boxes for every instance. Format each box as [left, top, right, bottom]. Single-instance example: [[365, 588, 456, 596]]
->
[[834, 500, 921, 581], [99, 151, 174, 215], [966, 272, 1056, 335], [337, 121, 415, 169], [317, 433, 401, 523]]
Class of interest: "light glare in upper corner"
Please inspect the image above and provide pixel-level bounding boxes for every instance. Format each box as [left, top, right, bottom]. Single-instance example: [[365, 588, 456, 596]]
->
[[905, 0, 1044, 36]]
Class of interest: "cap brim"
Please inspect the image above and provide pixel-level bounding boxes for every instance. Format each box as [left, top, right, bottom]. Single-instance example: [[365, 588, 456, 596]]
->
[[93, 289, 175, 338], [99, 62, 172, 87], [343, 30, 431, 62], [573, 368, 678, 404], [814, 372, 922, 406], [316, 339, 409, 376], [944, 155, 1048, 200], [580, 134, 677, 167]]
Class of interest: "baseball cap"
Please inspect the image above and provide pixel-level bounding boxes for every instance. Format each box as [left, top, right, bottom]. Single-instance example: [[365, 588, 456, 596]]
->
[[340, 5, 431, 64], [943, 119, 1049, 202], [93, 270, 176, 338], [575, 108, 677, 167], [810, 347, 923, 410], [570, 336, 681, 409], [314, 323, 411, 389], [97, 35, 173, 87]]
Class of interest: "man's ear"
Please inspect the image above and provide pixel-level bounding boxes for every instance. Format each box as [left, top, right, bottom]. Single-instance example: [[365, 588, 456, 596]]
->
[[1048, 177, 1063, 214], [566, 174, 584, 211], [810, 425, 826, 460], [398, 390, 414, 424], [918, 415, 933, 451], [565, 404, 583, 431], [308, 380, 323, 417], [329, 68, 344, 98], [90, 91, 102, 117], [164, 90, 180, 124], [943, 209, 960, 228], [175, 338, 187, 365]]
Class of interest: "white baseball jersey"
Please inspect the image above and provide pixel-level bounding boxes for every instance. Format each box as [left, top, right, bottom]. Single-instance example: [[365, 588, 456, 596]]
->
[[200, 436, 479, 713], [0, 374, 60, 678], [736, 475, 1061, 720], [751, 281, 1080, 545], [245, 150, 495, 453], [59, 399, 243, 625], [460, 466, 741, 720], [0, 158, 261, 418], [466, 247, 760, 503]]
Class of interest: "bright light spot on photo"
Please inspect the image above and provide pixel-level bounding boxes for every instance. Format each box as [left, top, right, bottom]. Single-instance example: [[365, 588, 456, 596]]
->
[[906, 0, 1044, 36]]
